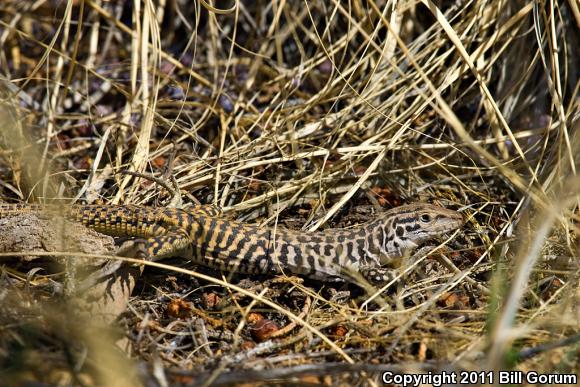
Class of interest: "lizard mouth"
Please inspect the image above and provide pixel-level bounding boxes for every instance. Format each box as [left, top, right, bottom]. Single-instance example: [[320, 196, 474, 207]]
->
[[436, 215, 465, 233]]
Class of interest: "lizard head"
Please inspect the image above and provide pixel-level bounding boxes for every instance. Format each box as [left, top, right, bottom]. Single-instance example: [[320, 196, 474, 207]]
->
[[395, 203, 464, 243], [370, 203, 464, 265]]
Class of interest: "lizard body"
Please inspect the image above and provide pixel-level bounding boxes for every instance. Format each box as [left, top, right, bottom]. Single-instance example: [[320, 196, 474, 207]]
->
[[0, 202, 463, 284]]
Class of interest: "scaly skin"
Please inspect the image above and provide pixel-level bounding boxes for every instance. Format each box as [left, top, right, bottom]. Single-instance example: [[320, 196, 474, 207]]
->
[[0, 202, 463, 284]]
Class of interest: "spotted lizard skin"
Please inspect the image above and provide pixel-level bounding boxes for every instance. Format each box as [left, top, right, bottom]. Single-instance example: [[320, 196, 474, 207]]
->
[[0, 202, 463, 284]]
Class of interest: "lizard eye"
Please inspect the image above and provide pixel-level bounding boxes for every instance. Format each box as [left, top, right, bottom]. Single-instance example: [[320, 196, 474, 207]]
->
[[420, 213, 431, 223]]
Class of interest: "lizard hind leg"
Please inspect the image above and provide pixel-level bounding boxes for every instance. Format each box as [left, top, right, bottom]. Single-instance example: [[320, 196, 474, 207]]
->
[[144, 229, 192, 260], [183, 204, 222, 217]]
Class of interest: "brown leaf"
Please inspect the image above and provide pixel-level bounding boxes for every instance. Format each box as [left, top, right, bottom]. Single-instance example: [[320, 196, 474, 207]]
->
[[249, 318, 279, 342], [202, 292, 222, 309], [166, 299, 193, 319], [329, 325, 348, 337]]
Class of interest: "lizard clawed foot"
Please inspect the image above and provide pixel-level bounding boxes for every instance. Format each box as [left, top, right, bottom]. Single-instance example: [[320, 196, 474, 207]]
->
[[116, 238, 149, 279], [360, 267, 399, 287], [327, 288, 351, 303], [117, 238, 149, 260], [271, 274, 304, 285]]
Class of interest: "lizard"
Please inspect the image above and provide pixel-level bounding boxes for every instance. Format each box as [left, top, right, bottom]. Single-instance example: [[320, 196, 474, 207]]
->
[[0, 202, 464, 285]]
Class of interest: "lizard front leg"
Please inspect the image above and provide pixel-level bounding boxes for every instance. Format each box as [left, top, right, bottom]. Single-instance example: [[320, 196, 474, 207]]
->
[[359, 267, 398, 286]]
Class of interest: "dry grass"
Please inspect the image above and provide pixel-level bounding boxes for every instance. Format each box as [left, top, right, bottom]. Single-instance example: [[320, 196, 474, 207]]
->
[[0, 0, 578, 385]]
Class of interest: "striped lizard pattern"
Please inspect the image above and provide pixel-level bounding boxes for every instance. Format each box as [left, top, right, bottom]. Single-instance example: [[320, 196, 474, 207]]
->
[[0, 203, 463, 284]]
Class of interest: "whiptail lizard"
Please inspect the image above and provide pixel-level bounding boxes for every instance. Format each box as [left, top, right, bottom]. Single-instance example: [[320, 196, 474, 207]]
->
[[0, 202, 463, 284]]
